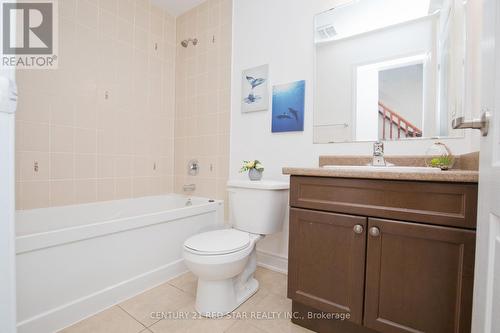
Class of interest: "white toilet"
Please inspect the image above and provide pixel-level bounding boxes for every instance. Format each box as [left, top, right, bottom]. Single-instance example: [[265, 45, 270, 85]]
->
[[183, 180, 289, 317]]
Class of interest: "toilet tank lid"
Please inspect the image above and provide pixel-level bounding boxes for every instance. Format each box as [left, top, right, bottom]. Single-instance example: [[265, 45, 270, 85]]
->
[[227, 180, 289, 190]]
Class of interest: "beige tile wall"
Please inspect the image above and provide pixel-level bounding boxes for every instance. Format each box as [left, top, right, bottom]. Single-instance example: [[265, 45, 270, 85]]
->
[[173, 0, 232, 206], [16, 0, 177, 209]]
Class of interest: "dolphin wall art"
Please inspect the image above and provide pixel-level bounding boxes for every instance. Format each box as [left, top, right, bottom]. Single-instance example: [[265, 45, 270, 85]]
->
[[271, 80, 306, 133], [241, 65, 269, 112]]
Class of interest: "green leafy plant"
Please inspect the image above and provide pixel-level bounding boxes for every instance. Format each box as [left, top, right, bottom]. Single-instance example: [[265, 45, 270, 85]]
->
[[239, 160, 264, 173], [429, 155, 454, 169]]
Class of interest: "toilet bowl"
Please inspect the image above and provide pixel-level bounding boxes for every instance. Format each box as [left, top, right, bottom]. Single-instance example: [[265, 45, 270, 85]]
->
[[183, 229, 262, 316], [183, 180, 289, 317]]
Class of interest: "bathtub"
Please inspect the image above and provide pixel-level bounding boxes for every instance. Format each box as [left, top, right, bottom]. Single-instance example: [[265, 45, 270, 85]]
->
[[15, 194, 224, 333]]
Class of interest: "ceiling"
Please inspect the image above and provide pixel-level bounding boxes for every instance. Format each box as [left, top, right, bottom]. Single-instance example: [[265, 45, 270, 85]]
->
[[152, 0, 206, 16], [315, 0, 435, 42]]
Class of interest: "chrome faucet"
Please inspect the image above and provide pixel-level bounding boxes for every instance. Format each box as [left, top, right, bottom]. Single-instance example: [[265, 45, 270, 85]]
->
[[372, 141, 386, 166]]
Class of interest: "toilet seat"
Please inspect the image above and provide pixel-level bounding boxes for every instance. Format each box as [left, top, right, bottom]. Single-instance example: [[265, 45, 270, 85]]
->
[[184, 229, 251, 255]]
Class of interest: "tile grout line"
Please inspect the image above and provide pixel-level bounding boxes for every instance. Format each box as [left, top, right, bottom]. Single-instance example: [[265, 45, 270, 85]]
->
[[145, 283, 196, 329], [116, 304, 149, 331], [145, 316, 164, 329], [166, 281, 193, 295]]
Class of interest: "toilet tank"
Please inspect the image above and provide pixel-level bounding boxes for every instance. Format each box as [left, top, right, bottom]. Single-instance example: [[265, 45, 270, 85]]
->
[[227, 180, 289, 235]]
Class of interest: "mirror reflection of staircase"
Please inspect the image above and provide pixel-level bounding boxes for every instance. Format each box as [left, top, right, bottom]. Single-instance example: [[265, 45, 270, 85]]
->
[[378, 102, 422, 139]]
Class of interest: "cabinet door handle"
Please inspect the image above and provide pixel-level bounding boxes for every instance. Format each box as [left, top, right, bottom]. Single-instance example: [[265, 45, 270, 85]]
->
[[353, 224, 364, 234], [369, 227, 380, 237]]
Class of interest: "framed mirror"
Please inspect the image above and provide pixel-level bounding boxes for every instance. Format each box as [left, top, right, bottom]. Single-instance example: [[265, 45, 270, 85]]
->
[[314, 0, 468, 143]]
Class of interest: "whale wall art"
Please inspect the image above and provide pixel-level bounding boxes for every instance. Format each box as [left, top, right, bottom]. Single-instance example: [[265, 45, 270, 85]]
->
[[272, 80, 306, 133], [241, 65, 269, 112]]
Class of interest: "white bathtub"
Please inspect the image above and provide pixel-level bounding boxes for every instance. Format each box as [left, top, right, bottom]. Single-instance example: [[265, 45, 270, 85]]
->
[[15, 194, 224, 333]]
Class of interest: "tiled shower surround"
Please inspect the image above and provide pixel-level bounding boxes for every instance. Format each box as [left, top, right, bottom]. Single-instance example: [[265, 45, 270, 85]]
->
[[173, 0, 232, 203], [15, 0, 231, 210]]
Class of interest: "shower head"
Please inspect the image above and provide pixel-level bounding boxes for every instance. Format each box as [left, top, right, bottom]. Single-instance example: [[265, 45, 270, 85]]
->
[[181, 38, 198, 48]]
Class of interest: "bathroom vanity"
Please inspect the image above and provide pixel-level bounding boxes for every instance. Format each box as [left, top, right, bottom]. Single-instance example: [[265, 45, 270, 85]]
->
[[283, 157, 479, 333]]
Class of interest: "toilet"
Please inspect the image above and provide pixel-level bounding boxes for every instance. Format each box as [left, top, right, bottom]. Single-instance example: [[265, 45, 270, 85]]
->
[[183, 180, 289, 317]]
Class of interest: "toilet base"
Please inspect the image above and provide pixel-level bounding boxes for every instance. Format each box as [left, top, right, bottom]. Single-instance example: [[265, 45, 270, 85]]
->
[[195, 246, 260, 317], [195, 277, 259, 317]]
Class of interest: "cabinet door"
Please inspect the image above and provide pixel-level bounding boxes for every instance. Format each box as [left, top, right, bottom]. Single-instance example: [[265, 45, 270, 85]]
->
[[288, 208, 367, 324], [364, 218, 476, 333]]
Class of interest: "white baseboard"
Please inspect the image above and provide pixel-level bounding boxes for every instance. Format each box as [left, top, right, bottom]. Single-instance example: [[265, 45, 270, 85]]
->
[[256, 250, 288, 274], [17, 259, 188, 333]]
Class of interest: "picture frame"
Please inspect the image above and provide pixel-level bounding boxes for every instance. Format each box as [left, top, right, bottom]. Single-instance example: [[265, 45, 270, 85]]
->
[[241, 64, 269, 113], [271, 80, 306, 133]]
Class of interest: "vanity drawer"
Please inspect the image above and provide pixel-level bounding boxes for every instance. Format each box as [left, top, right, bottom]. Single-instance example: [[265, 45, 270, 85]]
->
[[290, 176, 478, 229]]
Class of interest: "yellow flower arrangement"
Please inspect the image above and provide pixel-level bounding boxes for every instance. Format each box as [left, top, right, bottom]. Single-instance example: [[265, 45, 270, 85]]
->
[[240, 160, 264, 172]]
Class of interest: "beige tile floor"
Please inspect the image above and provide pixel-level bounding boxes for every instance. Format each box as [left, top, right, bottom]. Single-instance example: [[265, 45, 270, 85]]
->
[[59, 267, 313, 333]]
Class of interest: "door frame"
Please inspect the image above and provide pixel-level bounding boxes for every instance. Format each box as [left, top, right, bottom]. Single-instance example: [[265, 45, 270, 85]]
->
[[471, 0, 500, 331], [0, 1, 18, 328], [0, 71, 18, 333]]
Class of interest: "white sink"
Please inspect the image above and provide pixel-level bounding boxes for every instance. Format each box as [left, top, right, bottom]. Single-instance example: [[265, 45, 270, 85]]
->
[[322, 165, 442, 172]]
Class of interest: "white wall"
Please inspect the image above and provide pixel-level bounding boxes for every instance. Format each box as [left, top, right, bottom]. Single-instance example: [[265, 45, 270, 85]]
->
[[355, 66, 379, 141], [379, 64, 424, 131], [230, 0, 481, 266]]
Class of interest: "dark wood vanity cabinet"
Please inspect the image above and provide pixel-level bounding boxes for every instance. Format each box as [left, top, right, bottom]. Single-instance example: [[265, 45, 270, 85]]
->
[[364, 218, 476, 333], [288, 176, 478, 333], [288, 209, 367, 324]]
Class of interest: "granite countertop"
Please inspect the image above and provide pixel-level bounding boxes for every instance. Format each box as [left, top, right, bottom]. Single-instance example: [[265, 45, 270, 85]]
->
[[282, 167, 478, 183], [283, 152, 479, 183]]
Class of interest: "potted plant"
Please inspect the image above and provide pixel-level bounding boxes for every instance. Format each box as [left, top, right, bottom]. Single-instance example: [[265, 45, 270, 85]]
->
[[425, 142, 455, 170], [240, 160, 264, 181]]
